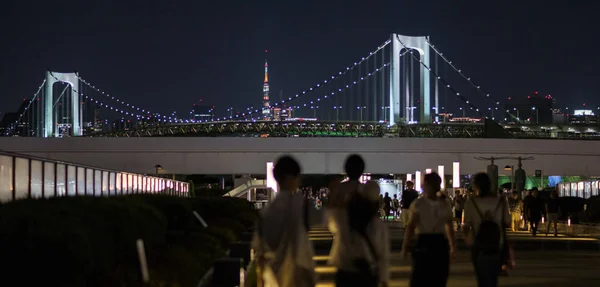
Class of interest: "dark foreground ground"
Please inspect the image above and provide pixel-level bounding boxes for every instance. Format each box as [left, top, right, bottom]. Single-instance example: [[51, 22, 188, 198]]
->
[[309, 222, 600, 287]]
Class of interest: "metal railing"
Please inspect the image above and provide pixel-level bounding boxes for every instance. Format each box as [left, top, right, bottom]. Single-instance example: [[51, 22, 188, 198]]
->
[[0, 150, 190, 202]]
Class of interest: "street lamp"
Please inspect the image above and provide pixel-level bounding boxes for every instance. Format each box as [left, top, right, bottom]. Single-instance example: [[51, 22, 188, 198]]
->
[[357, 106, 366, 122], [406, 106, 417, 123], [333, 106, 343, 122], [488, 107, 495, 120], [381, 106, 390, 122], [311, 105, 319, 118], [531, 106, 538, 123], [504, 165, 514, 191], [226, 107, 233, 119]]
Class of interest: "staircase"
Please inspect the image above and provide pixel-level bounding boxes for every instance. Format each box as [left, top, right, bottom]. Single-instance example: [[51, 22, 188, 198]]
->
[[222, 179, 267, 198]]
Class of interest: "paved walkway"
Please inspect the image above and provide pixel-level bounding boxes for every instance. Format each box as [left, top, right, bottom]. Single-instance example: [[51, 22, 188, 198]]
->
[[309, 223, 600, 286]]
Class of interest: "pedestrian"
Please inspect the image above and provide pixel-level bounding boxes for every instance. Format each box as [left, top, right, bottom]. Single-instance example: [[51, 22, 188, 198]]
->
[[453, 190, 464, 231], [522, 190, 533, 231], [509, 191, 523, 232], [528, 188, 543, 236], [401, 172, 456, 287], [328, 154, 390, 287], [546, 191, 560, 236], [401, 181, 419, 228], [383, 192, 392, 222], [463, 173, 511, 287], [252, 155, 322, 287], [392, 194, 400, 220]]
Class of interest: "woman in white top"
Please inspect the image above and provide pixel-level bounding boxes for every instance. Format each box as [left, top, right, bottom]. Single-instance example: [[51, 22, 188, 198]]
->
[[401, 172, 456, 287]]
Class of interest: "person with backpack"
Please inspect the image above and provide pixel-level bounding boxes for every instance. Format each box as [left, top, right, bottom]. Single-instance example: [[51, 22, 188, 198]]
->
[[463, 173, 511, 287], [328, 154, 390, 287], [401, 172, 456, 287], [252, 155, 322, 287]]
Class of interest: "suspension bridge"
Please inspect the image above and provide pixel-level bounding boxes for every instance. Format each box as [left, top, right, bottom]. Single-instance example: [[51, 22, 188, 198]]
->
[[1, 34, 595, 139]]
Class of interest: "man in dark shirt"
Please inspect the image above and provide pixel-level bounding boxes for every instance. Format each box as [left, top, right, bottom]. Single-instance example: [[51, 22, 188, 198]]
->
[[383, 192, 392, 222], [546, 191, 560, 236], [453, 191, 465, 231], [527, 189, 544, 236], [400, 181, 419, 228]]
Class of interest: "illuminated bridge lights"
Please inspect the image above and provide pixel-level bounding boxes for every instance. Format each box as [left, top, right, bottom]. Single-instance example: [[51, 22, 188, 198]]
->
[[94, 121, 485, 138], [92, 121, 600, 140]]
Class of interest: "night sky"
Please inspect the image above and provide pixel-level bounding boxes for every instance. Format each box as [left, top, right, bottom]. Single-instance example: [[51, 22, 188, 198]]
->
[[1, 0, 599, 118]]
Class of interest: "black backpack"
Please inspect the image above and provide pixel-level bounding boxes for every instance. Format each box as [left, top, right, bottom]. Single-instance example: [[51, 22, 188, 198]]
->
[[472, 198, 504, 254], [347, 192, 379, 234]]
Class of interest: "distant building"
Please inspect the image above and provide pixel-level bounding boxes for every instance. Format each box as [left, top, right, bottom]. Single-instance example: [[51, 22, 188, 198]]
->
[[192, 104, 214, 122], [448, 117, 482, 123], [504, 91, 554, 125], [272, 106, 293, 121], [569, 110, 598, 125], [111, 119, 134, 131], [0, 100, 33, 136], [437, 113, 453, 123], [92, 106, 104, 132]]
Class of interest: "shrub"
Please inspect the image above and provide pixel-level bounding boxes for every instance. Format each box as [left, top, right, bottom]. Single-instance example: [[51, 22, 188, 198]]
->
[[0, 195, 257, 286], [585, 196, 600, 222], [0, 197, 168, 286]]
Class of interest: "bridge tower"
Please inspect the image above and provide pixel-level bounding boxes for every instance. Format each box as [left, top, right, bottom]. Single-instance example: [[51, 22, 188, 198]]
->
[[389, 34, 432, 124], [42, 71, 82, 137]]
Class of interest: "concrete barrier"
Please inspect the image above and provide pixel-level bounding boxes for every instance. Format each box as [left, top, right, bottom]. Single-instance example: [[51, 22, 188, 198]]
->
[[556, 222, 600, 238]]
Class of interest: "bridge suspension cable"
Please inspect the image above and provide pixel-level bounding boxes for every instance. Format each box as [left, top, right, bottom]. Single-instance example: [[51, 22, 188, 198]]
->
[[4, 79, 47, 136], [216, 61, 393, 121], [426, 39, 519, 122], [47, 72, 181, 125], [212, 40, 393, 121], [77, 76, 184, 123], [394, 35, 485, 117]]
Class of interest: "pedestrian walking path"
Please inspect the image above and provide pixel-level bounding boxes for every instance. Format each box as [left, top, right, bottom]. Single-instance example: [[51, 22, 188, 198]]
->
[[308, 222, 600, 286]]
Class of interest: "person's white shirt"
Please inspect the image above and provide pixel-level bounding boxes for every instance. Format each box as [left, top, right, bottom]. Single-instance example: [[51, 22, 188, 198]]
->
[[464, 195, 511, 234], [252, 190, 323, 287], [327, 181, 390, 283], [409, 196, 453, 235]]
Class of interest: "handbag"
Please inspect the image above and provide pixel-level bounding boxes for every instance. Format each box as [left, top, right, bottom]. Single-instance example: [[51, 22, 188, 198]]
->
[[257, 196, 315, 287], [500, 198, 516, 269]]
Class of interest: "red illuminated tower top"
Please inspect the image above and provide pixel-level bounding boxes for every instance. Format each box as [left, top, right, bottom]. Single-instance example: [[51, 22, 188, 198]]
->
[[264, 50, 269, 83]]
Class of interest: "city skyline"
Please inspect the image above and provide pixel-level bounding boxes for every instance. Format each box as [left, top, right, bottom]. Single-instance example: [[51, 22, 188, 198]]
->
[[1, 1, 599, 118]]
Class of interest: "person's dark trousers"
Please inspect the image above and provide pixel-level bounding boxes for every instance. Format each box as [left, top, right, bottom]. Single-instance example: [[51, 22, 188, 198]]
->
[[410, 234, 449, 287], [472, 249, 502, 287], [335, 269, 377, 287], [529, 217, 540, 235]]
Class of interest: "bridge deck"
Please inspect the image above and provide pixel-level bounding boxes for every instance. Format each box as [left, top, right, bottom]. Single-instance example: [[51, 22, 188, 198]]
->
[[93, 120, 600, 140]]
